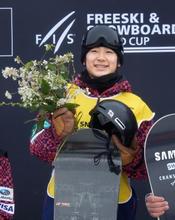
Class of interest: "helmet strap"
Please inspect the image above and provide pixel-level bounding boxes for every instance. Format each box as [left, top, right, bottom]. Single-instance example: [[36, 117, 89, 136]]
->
[[93, 135, 121, 175]]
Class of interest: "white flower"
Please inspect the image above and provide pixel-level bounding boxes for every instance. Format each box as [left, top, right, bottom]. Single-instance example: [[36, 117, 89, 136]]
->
[[2, 67, 19, 79], [44, 44, 54, 51], [32, 60, 38, 66], [43, 60, 48, 65], [5, 90, 12, 99], [57, 98, 67, 107], [14, 56, 22, 64]]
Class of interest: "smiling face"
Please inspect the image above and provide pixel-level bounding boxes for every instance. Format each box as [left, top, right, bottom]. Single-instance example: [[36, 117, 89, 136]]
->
[[84, 46, 120, 78]]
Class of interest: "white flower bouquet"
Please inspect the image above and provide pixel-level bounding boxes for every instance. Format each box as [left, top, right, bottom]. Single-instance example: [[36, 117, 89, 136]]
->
[[0, 44, 78, 130]]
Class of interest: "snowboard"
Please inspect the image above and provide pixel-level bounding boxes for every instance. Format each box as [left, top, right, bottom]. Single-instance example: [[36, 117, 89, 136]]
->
[[53, 128, 122, 220], [144, 113, 175, 220]]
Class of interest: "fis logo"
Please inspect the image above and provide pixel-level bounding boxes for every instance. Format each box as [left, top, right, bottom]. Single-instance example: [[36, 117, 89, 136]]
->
[[35, 11, 76, 53]]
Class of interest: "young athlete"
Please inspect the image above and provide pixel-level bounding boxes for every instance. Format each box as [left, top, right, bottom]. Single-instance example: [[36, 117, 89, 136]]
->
[[30, 25, 155, 220]]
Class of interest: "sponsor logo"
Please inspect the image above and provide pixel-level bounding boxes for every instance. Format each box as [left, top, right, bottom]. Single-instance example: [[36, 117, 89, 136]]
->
[[167, 162, 175, 171], [79, 121, 89, 128], [107, 110, 125, 130], [0, 202, 14, 214], [35, 11, 76, 54], [153, 149, 175, 185], [154, 150, 175, 161], [159, 174, 175, 181], [0, 189, 10, 196], [0, 187, 14, 202], [171, 180, 175, 186], [108, 110, 114, 118], [56, 202, 70, 207]]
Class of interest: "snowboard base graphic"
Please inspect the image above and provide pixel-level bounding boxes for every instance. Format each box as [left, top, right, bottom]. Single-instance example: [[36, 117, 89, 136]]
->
[[144, 113, 175, 220], [54, 128, 121, 220]]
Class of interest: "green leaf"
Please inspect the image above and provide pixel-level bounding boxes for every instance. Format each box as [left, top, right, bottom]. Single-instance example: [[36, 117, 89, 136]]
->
[[24, 61, 33, 70], [55, 87, 66, 98], [40, 79, 51, 95], [36, 119, 45, 133], [41, 103, 57, 113], [64, 103, 79, 111], [47, 63, 56, 72], [59, 65, 69, 80]]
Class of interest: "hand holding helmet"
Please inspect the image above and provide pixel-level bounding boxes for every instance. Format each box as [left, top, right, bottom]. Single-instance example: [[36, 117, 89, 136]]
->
[[112, 134, 138, 165], [89, 99, 138, 165]]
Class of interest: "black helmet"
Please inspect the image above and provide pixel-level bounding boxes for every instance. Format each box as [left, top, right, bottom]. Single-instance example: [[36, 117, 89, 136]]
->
[[81, 25, 124, 65], [89, 99, 138, 147]]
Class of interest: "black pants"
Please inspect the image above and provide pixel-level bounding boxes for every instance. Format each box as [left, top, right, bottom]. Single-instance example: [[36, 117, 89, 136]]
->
[[117, 189, 137, 220]]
